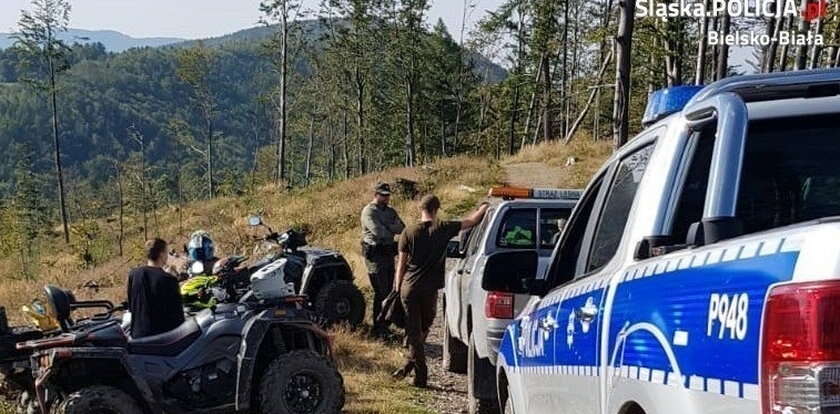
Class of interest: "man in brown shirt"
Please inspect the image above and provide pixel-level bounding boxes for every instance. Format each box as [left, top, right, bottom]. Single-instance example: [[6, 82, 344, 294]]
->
[[393, 194, 488, 387]]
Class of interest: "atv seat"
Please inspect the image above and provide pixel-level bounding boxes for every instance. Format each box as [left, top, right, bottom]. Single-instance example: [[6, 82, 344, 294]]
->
[[128, 318, 201, 357]]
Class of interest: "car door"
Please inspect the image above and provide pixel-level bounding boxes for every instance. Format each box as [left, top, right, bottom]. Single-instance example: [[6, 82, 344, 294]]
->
[[446, 209, 493, 341], [546, 143, 657, 413], [511, 175, 609, 413]]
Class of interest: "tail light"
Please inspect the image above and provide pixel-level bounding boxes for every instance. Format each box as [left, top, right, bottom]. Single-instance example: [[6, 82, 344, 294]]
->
[[485, 292, 514, 319], [762, 281, 840, 414]]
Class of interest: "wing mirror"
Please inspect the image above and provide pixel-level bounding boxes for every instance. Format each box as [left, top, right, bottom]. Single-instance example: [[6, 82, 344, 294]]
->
[[481, 250, 540, 295], [446, 240, 465, 259]]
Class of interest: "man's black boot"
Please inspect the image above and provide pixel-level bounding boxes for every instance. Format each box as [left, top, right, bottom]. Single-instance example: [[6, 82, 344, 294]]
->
[[412, 364, 428, 388]]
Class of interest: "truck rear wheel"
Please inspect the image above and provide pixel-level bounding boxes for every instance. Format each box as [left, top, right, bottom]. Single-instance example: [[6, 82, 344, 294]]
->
[[442, 299, 467, 374], [468, 333, 500, 414], [258, 350, 345, 414], [314, 280, 365, 327], [57, 386, 143, 414]]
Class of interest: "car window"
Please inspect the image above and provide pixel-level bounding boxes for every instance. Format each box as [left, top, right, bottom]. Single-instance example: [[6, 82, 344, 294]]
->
[[587, 143, 656, 272], [539, 208, 572, 249], [670, 127, 715, 243], [737, 113, 840, 234], [548, 175, 605, 285], [466, 210, 491, 256], [495, 209, 537, 249]]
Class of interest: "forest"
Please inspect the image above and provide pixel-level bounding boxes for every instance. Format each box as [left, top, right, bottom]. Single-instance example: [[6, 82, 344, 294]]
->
[[0, 0, 839, 278]]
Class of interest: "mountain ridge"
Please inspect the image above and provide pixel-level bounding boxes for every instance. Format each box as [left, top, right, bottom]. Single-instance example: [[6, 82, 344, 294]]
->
[[0, 28, 184, 52]]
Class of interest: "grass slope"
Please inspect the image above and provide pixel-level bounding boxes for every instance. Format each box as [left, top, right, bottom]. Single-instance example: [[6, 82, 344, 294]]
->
[[0, 138, 611, 413]]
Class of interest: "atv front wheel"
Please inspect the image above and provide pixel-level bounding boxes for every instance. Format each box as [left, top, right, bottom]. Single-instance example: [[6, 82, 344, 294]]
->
[[57, 386, 143, 414], [258, 350, 345, 414], [313, 280, 365, 327]]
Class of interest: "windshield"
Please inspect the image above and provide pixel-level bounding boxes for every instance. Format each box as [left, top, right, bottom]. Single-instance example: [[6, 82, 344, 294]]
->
[[738, 113, 840, 234]]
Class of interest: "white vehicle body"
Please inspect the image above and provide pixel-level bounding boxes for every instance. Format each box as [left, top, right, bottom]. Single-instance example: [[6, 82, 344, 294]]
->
[[444, 196, 578, 413], [445, 199, 577, 362], [496, 69, 840, 414]]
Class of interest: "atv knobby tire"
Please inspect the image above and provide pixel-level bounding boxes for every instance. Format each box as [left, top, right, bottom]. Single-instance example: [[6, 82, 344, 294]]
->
[[313, 280, 365, 327], [57, 385, 143, 414], [258, 350, 345, 414]]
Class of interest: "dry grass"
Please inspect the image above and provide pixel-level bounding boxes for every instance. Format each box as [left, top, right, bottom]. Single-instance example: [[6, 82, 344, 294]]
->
[[0, 140, 609, 413]]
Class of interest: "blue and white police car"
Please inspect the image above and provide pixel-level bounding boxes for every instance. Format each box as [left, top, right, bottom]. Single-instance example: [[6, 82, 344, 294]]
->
[[487, 69, 840, 414]]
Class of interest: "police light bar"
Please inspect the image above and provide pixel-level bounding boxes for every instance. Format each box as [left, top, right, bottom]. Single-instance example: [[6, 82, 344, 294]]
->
[[488, 186, 582, 200], [642, 85, 705, 127]]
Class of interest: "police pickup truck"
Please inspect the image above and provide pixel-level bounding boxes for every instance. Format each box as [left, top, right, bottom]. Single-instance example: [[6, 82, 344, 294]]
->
[[443, 187, 580, 414], [493, 68, 840, 414]]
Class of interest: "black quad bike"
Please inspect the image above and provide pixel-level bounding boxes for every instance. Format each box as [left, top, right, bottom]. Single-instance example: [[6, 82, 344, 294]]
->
[[18, 284, 345, 414], [185, 216, 365, 327], [0, 288, 124, 413]]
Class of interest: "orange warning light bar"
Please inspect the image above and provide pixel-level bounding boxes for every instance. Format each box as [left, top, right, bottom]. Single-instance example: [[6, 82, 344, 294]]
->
[[488, 186, 583, 200]]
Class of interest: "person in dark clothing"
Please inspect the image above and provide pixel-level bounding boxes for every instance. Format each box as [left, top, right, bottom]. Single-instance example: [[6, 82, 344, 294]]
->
[[361, 182, 405, 336], [128, 238, 186, 338], [392, 195, 488, 387]]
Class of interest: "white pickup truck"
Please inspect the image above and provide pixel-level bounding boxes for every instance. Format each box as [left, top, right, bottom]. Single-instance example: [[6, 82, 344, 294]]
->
[[443, 190, 580, 414], [493, 68, 840, 414]]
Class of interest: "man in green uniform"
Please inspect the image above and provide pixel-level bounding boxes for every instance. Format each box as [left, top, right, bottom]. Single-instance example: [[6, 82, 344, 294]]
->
[[392, 194, 488, 387], [361, 182, 406, 336]]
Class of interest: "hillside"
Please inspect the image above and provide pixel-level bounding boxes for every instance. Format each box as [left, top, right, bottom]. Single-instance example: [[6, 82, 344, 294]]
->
[[0, 138, 612, 413], [0, 18, 507, 200], [0, 29, 184, 51]]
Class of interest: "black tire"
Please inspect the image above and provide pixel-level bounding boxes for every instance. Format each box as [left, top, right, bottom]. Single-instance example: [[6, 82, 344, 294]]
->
[[57, 386, 143, 414], [258, 350, 345, 414], [442, 298, 468, 374], [468, 333, 500, 414], [313, 280, 365, 327]]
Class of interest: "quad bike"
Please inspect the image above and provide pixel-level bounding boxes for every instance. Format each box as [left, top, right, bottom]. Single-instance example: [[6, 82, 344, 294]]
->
[[0, 288, 122, 413], [182, 216, 366, 327], [19, 280, 345, 414]]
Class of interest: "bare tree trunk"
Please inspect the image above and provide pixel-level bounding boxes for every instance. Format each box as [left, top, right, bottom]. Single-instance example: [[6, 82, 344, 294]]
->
[[764, 0, 782, 72], [508, 6, 525, 154], [665, 17, 683, 86], [440, 105, 447, 156], [613, 0, 636, 149], [831, 2, 840, 67], [566, 50, 613, 142], [206, 111, 214, 198], [541, 53, 553, 141], [508, 84, 521, 154], [328, 121, 336, 181], [114, 162, 124, 256], [560, 0, 569, 137], [795, 1, 812, 70], [48, 50, 70, 243], [779, 16, 793, 71], [355, 68, 366, 174], [716, 12, 731, 80], [696, 0, 710, 83], [522, 60, 543, 147], [342, 108, 350, 179], [277, 2, 289, 186], [809, 15, 825, 69], [404, 76, 416, 167], [305, 116, 314, 186]]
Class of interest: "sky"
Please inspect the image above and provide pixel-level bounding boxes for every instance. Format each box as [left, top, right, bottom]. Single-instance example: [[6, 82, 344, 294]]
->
[[0, 0, 507, 39]]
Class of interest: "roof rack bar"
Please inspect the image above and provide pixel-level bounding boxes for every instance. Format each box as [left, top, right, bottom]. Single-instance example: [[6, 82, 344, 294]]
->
[[686, 68, 840, 106]]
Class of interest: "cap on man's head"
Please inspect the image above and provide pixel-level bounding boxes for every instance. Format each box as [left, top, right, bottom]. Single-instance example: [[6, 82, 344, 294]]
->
[[374, 182, 391, 195]]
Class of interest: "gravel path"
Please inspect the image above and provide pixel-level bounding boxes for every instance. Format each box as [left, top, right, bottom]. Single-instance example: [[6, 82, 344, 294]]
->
[[422, 295, 469, 414]]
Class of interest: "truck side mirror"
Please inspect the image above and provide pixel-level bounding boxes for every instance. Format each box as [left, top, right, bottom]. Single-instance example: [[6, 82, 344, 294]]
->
[[446, 240, 465, 259], [482, 250, 539, 294]]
